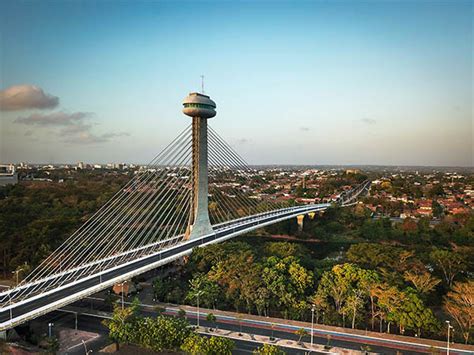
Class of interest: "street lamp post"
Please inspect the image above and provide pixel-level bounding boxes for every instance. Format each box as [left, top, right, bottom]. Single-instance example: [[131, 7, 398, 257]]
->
[[12, 269, 21, 285], [446, 320, 453, 355], [121, 283, 125, 310], [48, 323, 54, 338], [12, 264, 26, 285], [311, 304, 315, 347]]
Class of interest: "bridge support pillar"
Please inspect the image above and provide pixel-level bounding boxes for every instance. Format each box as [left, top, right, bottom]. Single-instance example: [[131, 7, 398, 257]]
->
[[308, 212, 316, 220], [187, 117, 214, 239], [0, 330, 6, 340], [296, 215, 304, 232]]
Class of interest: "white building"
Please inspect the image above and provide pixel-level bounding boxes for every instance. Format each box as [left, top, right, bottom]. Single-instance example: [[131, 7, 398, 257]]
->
[[0, 165, 18, 186]]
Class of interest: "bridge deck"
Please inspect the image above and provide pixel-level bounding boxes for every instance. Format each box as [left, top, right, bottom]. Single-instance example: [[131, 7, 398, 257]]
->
[[0, 203, 330, 330]]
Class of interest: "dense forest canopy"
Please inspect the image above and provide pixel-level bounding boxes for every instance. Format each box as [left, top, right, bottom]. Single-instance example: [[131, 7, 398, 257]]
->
[[0, 170, 131, 277]]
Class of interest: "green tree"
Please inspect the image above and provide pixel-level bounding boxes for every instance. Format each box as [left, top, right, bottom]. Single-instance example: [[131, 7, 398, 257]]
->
[[358, 272, 381, 330], [343, 290, 365, 329], [254, 286, 271, 317], [429, 249, 466, 287], [206, 312, 217, 330], [181, 334, 234, 355], [189, 241, 253, 274], [310, 292, 329, 325], [262, 256, 313, 319], [208, 250, 256, 311], [315, 263, 377, 327], [253, 343, 285, 355], [134, 315, 192, 352], [181, 333, 207, 354], [186, 273, 220, 309], [206, 336, 235, 355], [443, 280, 474, 344], [239, 262, 265, 314], [373, 283, 404, 333], [263, 242, 308, 259], [389, 288, 439, 336], [103, 303, 140, 346], [358, 219, 392, 241], [346, 243, 400, 270], [153, 278, 172, 301], [403, 271, 440, 296]]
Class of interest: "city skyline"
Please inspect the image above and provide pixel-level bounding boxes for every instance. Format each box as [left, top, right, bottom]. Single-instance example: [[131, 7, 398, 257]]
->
[[0, 0, 472, 167]]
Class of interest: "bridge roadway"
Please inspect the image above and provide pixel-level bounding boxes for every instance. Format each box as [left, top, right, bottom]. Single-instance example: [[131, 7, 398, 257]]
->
[[0, 203, 330, 330]]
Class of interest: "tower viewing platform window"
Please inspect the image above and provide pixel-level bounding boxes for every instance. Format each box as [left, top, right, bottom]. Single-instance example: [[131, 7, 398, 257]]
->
[[183, 103, 215, 109]]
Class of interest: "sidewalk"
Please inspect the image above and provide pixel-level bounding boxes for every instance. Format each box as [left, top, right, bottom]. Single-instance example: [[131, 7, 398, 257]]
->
[[196, 325, 364, 354]]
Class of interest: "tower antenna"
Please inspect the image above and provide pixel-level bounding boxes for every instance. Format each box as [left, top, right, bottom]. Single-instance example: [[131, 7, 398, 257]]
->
[[200, 75, 205, 94]]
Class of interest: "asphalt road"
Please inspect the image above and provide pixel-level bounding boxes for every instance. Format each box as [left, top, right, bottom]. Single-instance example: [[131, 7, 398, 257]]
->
[[62, 298, 428, 355]]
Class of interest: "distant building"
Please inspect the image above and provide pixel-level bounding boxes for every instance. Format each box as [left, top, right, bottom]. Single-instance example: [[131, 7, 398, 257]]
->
[[0, 165, 18, 186], [416, 199, 433, 217]]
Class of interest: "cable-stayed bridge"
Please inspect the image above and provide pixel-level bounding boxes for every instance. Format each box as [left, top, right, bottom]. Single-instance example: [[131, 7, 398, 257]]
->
[[0, 92, 370, 333]]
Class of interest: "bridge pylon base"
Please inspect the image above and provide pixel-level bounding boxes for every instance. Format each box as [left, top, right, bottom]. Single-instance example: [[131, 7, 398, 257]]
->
[[296, 215, 304, 232]]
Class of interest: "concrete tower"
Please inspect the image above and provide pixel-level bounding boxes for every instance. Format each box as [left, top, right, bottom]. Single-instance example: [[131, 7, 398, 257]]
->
[[182, 92, 216, 240]]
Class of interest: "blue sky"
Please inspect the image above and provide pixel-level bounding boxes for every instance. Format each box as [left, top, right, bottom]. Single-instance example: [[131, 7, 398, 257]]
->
[[0, 0, 472, 166]]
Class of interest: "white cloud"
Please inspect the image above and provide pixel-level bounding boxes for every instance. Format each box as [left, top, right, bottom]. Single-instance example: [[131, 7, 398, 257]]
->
[[15, 111, 130, 145], [65, 131, 130, 144], [15, 111, 91, 126], [0, 85, 59, 111]]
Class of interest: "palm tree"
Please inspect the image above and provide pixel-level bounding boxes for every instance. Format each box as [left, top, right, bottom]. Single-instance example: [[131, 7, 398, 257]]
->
[[237, 314, 244, 336], [295, 328, 308, 344], [207, 312, 217, 331]]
